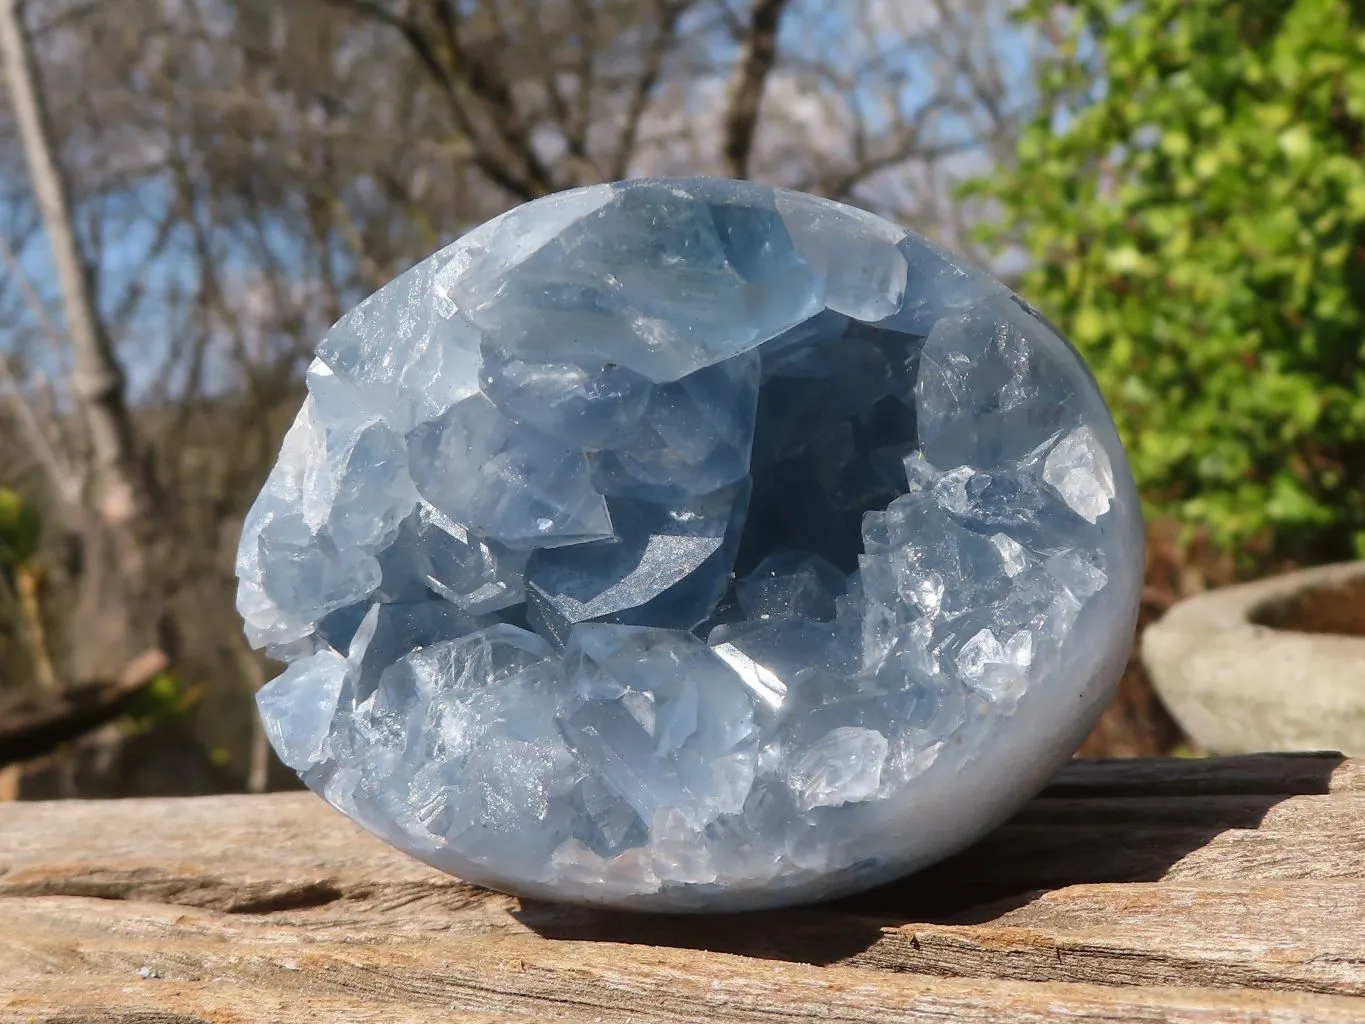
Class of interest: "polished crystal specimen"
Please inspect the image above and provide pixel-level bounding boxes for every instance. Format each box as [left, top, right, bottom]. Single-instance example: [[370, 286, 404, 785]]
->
[[239, 178, 1142, 912]]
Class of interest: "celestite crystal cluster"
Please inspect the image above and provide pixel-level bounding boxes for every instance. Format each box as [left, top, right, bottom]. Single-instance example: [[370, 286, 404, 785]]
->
[[239, 178, 1142, 911]]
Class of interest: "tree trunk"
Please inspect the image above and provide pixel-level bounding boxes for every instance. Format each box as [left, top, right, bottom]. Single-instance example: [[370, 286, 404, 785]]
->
[[0, 0, 172, 679], [721, 0, 791, 179]]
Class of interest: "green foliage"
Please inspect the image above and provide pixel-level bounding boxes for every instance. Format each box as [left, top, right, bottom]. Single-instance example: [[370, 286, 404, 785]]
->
[[969, 0, 1365, 564], [122, 671, 198, 725], [0, 488, 41, 568]]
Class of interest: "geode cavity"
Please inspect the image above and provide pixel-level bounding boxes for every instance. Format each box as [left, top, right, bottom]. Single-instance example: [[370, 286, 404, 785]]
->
[[238, 178, 1142, 911]]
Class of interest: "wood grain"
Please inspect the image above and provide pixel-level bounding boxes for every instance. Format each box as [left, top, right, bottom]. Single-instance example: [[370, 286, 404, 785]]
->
[[2, 754, 1363, 1023]]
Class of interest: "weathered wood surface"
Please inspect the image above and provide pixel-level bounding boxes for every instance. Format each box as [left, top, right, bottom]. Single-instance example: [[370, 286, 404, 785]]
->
[[2, 753, 1363, 1023]]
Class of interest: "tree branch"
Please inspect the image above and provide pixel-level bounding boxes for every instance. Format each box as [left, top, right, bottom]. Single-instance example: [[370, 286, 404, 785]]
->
[[610, 0, 691, 181], [330, 0, 559, 200], [427, 0, 559, 195], [0, 235, 83, 508], [566, 0, 599, 168], [720, 0, 791, 179], [0, 352, 82, 507]]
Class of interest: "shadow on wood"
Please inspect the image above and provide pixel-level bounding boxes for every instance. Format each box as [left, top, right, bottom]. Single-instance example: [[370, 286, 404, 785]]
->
[[514, 752, 1351, 966]]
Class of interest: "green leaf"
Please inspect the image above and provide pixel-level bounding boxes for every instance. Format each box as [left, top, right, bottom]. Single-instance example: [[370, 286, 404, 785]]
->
[[968, 0, 1365, 567], [0, 488, 41, 567]]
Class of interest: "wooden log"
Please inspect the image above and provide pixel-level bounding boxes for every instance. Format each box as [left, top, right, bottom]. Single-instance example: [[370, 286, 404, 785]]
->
[[0, 649, 169, 768], [2, 755, 1363, 1023]]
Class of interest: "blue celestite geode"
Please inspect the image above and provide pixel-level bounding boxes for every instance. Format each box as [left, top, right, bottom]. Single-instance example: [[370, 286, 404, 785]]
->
[[238, 178, 1142, 911]]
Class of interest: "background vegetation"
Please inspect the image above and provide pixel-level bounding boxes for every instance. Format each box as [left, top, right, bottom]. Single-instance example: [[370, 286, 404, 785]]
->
[[976, 0, 1365, 566]]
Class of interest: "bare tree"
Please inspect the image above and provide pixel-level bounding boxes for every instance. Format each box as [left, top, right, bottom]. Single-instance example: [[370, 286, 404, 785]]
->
[[0, 0, 175, 683], [0, 0, 154, 522], [0, 0, 1042, 784]]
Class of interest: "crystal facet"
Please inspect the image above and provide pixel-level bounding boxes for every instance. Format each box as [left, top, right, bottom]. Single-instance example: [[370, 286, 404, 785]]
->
[[240, 178, 1142, 912]]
